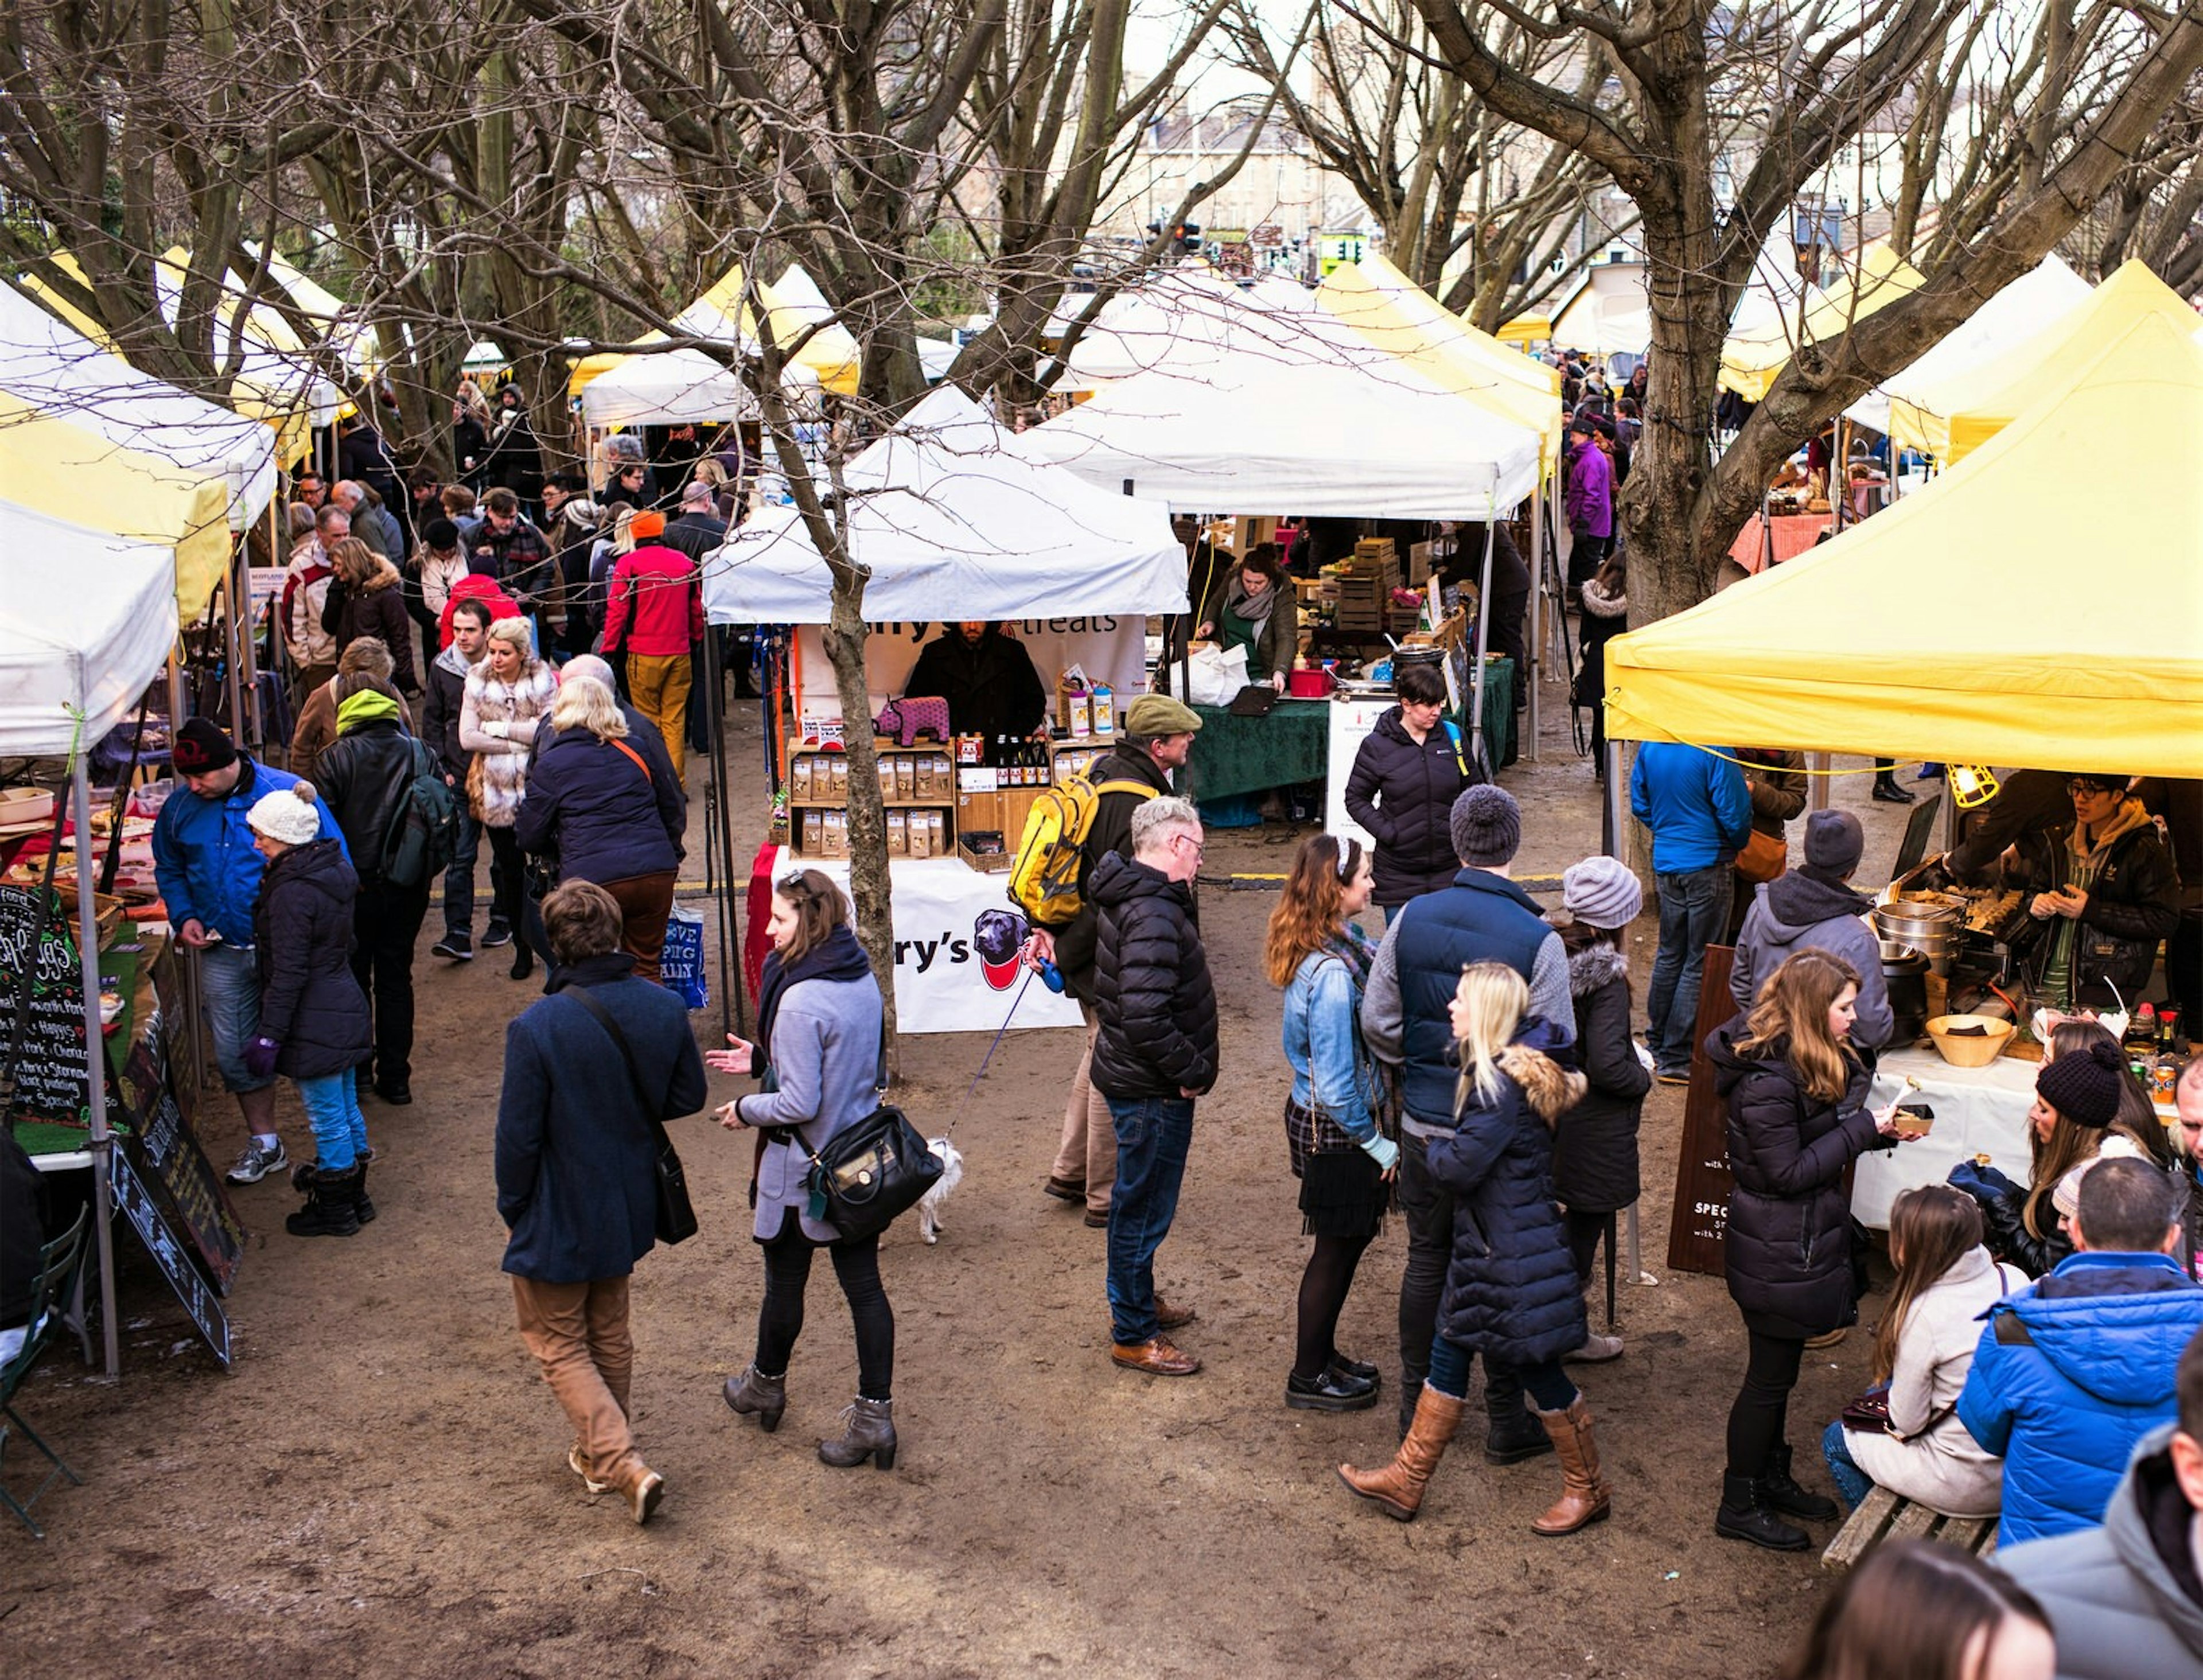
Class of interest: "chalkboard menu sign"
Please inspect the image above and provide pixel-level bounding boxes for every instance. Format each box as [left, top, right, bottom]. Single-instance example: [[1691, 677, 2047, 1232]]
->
[[0, 882, 91, 1123], [115, 1032, 244, 1296], [110, 1147, 232, 1366], [1666, 945, 1739, 1278]]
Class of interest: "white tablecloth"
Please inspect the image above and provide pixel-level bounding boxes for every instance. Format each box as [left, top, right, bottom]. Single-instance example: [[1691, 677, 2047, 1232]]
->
[[1852, 1046, 2040, 1228], [1853, 1043, 2178, 1227]]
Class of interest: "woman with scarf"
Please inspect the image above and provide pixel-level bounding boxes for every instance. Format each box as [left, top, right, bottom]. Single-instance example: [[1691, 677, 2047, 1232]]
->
[[707, 872, 897, 1469], [1266, 835, 1395, 1414], [1194, 545, 1297, 690], [2018, 773, 2178, 1013]]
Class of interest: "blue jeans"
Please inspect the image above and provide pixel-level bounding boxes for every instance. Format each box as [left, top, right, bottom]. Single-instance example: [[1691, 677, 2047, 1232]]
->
[[443, 803, 481, 935], [1647, 864, 1734, 1072], [297, 1068, 368, 1171], [1104, 1095, 1194, 1345], [198, 942, 270, 1093], [1821, 1417, 1874, 1510], [1428, 1337, 1576, 1411]]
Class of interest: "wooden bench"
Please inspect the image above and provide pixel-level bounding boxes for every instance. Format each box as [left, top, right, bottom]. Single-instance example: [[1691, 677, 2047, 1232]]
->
[[1822, 1486, 1999, 1572]]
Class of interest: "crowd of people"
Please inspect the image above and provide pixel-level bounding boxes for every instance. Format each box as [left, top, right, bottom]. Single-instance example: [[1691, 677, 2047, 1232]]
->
[[58, 387, 2181, 1673]]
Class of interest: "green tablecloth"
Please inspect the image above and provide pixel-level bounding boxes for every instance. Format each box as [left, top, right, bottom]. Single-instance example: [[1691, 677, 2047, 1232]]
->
[[1476, 655, 1516, 771], [1183, 698, 1331, 802]]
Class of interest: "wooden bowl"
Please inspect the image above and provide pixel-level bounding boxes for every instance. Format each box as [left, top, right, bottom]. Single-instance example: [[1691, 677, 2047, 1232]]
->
[[1925, 1014, 2015, 1068]]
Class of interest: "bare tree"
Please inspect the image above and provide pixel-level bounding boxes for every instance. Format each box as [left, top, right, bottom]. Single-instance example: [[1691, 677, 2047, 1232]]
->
[[1408, 0, 2203, 621]]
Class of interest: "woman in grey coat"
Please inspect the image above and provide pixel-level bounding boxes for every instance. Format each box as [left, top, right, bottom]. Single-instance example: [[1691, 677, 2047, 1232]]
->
[[709, 871, 896, 1468]]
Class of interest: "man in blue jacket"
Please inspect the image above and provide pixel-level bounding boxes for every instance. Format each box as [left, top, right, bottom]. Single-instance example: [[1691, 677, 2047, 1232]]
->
[[1960, 1157, 2203, 1547], [152, 719, 347, 1187], [1629, 741, 1751, 1082]]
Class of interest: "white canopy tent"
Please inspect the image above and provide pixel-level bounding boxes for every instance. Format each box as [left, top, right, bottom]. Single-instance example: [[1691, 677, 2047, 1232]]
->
[[1843, 255, 2093, 434], [0, 500, 181, 1380], [579, 347, 820, 429], [702, 386, 1186, 624], [1012, 343, 1543, 519], [0, 282, 281, 530]]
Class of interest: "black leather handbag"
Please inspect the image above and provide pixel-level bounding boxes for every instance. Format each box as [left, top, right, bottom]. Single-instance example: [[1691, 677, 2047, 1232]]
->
[[802, 1038, 939, 1242]]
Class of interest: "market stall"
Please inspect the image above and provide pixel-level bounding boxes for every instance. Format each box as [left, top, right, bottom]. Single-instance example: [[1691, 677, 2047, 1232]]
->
[[702, 386, 1186, 1032], [1606, 310, 2203, 1232]]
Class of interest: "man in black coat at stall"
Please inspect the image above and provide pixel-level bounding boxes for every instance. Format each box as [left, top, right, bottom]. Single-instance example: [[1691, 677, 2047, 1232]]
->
[[314, 680, 433, 1105], [1088, 795, 1218, 1380], [1027, 695, 1201, 1228], [902, 621, 1047, 744]]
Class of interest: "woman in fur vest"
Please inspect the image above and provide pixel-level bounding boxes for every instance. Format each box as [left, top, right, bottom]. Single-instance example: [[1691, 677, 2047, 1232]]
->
[[459, 617, 557, 980], [1552, 857, 1652, 1362], [1339, 962, 1611, 1536]]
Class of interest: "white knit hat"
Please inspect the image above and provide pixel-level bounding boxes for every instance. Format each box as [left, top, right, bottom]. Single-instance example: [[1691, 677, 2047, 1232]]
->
[[247, 782, 322, 848]]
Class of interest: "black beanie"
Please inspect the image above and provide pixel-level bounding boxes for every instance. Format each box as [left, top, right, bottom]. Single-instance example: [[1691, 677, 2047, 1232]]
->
[[423, 518, 459, 549], [2035, 1039, 2127, 1131]]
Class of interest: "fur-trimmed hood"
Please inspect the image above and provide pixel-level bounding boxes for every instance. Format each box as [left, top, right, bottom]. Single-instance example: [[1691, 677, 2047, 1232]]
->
[[1498, 1039, 1587, 1123], [1579, 574, 1628, 619], [1566, 940, 1629, 998]]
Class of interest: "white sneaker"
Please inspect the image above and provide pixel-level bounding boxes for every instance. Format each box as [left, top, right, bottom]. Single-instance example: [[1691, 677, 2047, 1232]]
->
[[225, 1137, 289, 1185], [1565, 1332, 1625, 1364], [567, 1444, 611, 1495]]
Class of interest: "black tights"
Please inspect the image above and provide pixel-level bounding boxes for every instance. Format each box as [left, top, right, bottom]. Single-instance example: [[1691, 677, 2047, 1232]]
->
[[1725, 1328, 1805, 1478], [756, 1227, 896, 1401], [1565, 1208, 1611, 1285], [1293, 1232, 1375, 1380]]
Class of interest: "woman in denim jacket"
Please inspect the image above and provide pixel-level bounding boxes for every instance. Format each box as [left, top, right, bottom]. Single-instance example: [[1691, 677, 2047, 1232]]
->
[[1267, 835, 1397, 1413]]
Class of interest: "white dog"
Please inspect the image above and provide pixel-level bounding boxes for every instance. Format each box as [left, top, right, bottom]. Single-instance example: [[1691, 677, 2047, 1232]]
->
[[916, 1137, 964, 1245]]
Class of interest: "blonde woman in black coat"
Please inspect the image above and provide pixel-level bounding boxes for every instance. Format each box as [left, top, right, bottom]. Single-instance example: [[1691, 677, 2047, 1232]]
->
[[1705, 950, 1908, 1551]]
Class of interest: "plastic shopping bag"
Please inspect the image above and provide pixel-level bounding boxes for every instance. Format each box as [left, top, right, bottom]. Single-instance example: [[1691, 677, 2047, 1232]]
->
[[1183, 643, 1249, 707], [662, 905, 709, 1011]]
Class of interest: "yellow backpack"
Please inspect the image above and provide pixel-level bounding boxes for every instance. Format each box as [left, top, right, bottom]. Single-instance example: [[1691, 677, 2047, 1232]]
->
[[1008, 773, 1157, 927]]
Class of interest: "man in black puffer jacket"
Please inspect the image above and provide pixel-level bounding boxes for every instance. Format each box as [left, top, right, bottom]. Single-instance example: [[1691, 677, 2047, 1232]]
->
[[1089, 795, 1217, 1379], [314, 683, 431, 1106]]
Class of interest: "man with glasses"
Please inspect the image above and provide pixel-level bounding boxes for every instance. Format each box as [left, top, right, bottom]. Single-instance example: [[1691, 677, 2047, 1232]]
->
[[2021, 773, 2178, 1013], [1087, 796, 1217, 1377]]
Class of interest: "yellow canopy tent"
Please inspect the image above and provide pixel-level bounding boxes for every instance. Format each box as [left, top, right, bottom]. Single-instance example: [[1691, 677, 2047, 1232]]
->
[[1719, 243, 1925, 404], [1314, 259, 1563, 463], [16, 254, 118, 351], [1603, 309, 2203, 775], [1497, 314, 1552, 346], [1887, 259, 2195, 463], [0, 392, 238, 619], [570, 261, 861, 400]]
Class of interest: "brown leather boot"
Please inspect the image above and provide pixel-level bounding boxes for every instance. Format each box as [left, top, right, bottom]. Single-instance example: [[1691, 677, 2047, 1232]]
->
[[1338, 1383, 1464, 1521], [1531, 1395, 1612, 1536]]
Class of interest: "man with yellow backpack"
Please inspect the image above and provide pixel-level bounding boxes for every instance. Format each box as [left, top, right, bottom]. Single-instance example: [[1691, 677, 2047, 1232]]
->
[[1017, 695, 1202, 1226]]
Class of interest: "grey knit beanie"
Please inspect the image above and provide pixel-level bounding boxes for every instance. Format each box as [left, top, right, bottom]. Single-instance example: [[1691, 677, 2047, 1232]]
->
[[1450, 785, 1522, 868], [1563, 855, 1642, 930]]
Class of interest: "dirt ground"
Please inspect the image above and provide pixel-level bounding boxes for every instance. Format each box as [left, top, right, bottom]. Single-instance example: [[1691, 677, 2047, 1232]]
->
[[3, 667, 1944, 1679]]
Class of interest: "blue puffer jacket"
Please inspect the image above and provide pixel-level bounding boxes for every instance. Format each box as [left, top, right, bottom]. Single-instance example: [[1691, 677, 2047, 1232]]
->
[[151, 756, 347, 944], [1281, 938, 1384, 1146], [1428, 1017, 1589, 1364], [1957, 1251, 2203, 1547], [1628, 742, 1751, 874]]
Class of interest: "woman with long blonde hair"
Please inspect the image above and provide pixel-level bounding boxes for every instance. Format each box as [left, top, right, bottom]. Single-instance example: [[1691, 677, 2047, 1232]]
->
[[1266, 834, 1391, 1413], [1707, 949, 1906, 1551], [460, 616, 557, 978], [1339, 962, 1608, 1536], [1821, 1186, 2018, 1519]]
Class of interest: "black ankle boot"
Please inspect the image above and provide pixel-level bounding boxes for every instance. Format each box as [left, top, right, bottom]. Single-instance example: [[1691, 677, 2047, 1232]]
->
[[1484, 1394, 1554, 1465], [1871, 773, 1914, 805], [351, 1162, 377, 1225], [1715, 1472, 1812, 1551], [511, 943, 535, 981], [1762, 1443, 1837, 1520], [285, 1165, 363, 1239]]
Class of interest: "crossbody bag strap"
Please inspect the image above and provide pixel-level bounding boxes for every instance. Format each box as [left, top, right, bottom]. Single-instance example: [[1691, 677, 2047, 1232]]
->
[[609, 737, 652, 786], [561, 985, 671, 1150]]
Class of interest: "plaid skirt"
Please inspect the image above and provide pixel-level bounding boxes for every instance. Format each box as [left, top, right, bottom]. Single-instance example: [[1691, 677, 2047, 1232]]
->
[[1284, 1098, 1389, 1240]]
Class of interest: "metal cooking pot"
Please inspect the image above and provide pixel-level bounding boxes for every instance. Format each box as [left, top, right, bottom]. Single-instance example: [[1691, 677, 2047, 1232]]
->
[[1875, 902, 1963, 946], [1882, 949, 1930, 1044]]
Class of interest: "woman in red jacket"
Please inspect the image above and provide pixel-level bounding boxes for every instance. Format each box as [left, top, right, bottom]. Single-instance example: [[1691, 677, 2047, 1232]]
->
[[598, 510, 703, 778]]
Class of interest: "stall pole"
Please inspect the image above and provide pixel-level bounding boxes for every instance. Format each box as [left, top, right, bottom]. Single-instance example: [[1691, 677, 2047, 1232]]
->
[[1760, 485, 1776, 574], [1525, 465, 1544, 763], [166, 646, 187, 734], [706, 629, 749, 1039], [1466, 472, 1501, 775], [1808, 752, 1833, 813], [72, 757, 122, 1380], [1602, 741, 1622, 858], [1832, 418, 1848, 536], [223, 553, 247, 740]]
